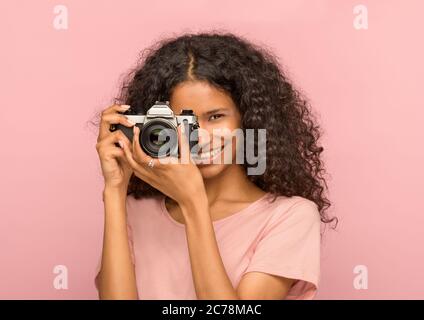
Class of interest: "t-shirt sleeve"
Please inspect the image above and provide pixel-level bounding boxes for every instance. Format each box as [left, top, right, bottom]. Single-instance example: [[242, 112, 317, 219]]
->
[[94, 205, 136, 293], [242, 199, 321, 300]]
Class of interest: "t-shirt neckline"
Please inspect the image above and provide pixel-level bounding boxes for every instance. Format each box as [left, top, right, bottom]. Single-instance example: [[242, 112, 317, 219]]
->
[[160, 192, 271, 228]]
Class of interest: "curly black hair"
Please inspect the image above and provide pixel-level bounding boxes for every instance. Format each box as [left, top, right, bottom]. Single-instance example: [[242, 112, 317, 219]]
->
[[93, 30, 338, 230]]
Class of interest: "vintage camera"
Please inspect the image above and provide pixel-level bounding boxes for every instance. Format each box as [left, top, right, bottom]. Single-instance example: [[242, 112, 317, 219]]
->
[[110, 101, 199, 158]]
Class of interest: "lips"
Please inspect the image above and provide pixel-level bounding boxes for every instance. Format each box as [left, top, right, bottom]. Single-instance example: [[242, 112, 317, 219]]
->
[[192, 144, 226, 163]]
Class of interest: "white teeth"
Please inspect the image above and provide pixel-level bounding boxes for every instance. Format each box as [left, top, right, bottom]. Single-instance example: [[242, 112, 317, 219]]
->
[[194, 146, 223, 160]]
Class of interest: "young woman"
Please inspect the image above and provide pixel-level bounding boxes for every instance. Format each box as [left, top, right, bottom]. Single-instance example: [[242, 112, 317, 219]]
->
[[94, 31, 337, 300]]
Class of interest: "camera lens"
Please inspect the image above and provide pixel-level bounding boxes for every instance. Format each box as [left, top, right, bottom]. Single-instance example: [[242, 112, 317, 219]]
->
[[141, 120, 177, 157], [149, 128, 168, 146]]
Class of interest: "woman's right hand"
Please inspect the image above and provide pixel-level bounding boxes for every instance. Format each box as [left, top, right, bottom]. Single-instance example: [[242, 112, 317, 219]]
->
[[96, 104, 136, 190]]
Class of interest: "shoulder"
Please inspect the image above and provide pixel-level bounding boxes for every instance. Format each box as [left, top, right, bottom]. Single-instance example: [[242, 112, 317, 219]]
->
[[262, 195, 321, 230]]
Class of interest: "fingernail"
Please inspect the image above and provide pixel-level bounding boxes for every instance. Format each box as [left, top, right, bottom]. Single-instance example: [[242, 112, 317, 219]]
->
[[127, 119, 136, 126], [121, 104, 131, 110], [118, 140, 124, 148]]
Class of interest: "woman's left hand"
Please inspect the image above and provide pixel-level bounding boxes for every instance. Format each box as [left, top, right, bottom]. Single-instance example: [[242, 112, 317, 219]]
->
[[120, 123, 205, 207]]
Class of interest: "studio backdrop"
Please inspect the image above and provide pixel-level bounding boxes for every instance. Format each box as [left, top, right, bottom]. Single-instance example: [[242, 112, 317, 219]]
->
[[1, 0, 423, 299]]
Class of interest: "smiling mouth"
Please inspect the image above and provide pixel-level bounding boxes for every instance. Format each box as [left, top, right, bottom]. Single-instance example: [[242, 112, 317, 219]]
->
[[192, 144, 226, 163]]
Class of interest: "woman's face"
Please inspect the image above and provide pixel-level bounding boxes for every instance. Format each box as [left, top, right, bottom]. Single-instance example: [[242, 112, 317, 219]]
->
[[170, 81, 242, 179]]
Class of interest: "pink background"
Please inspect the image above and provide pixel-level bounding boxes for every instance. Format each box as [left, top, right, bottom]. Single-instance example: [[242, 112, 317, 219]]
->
[[1, 0, 423, 299]]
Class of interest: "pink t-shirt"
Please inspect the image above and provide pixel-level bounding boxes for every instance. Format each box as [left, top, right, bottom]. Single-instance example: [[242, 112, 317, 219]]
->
[[95, 192, 321, 300]]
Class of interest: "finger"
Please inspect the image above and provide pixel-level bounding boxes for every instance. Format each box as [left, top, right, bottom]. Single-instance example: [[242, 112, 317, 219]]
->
[[132, 125, 159, 168], [98, 104, 132, 142], [96, 129, 131, 151], [102, 103, 131, 116], [116, 149, 134, 178], [104, 113, 136, 128], [120, 138, 151, 178], [103, 146, 125, 160], [178, 123, 192, 165], [116, 150, 129, 167], [96, 140, 128, 171], [100, 114, 135, 140]]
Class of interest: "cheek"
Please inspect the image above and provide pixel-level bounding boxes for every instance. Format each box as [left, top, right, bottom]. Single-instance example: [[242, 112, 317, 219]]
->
[[198, 117, 242, 150], [223, 116, 242, 130], [210, 118, 242, 137]]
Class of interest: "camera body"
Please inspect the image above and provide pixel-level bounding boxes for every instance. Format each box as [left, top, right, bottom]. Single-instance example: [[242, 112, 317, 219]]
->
[[110, 101, 200, 158]]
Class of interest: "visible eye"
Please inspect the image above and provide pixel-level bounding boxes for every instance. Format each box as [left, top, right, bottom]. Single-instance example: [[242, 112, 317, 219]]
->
[[209, 114, 224, 121]]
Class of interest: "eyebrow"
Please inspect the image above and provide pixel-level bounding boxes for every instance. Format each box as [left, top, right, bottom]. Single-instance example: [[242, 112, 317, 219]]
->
[[203, 108, 228, 116]]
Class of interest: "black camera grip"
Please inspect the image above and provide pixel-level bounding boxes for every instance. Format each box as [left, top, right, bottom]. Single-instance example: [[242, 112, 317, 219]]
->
[[110, 123, 136, 148]]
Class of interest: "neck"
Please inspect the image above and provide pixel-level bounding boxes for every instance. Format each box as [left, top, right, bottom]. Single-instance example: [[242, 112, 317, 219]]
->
[[202, 165, 259, 205]]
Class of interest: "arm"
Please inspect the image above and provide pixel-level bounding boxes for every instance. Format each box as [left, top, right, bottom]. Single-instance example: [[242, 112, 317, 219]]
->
[[97, 186, 138, 299], [181, 192, 294, 300]]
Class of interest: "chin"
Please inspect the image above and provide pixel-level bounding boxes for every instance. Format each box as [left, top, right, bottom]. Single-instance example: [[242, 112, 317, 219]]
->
[[197, 163, 228, 180], [195, 141, 238, 179]]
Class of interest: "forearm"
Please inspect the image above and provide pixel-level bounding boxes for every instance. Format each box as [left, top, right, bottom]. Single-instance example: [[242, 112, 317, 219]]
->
[[98, 186, 138, 300], [181, 195, 239, 300]]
